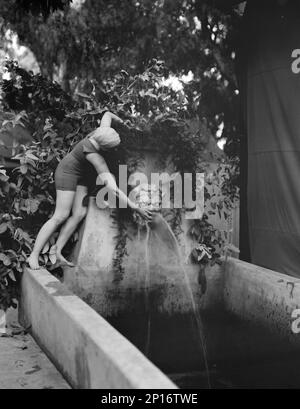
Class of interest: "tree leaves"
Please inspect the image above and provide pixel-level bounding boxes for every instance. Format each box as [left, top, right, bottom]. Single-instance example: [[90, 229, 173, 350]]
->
[[0, 253, 11, 266], [0, 170, 9, 183], [14, 0, 72, 18], [49, 252, 57, 265], [42, 242, 50, 254], [0, 52, 240, 310], [19, 164, 28, 174], [23, 198, 40, 214], [0, 224, 8, 234]]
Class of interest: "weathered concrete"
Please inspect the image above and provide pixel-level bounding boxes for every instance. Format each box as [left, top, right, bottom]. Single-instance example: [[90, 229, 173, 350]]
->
[[19, 258, 300, 388], [0, 333, 70, 389], [63, 145, 197, 315], [63, 198, 224, 371], [0, 309, 6, 336], [63, 144, 230, 371], [20, 268, 177, 389], [223, 258, 300, 344], [0, 306, 20, 336]]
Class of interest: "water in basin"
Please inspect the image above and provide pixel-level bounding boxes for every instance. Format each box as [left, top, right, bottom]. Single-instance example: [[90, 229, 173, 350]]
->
[[86, 213, 300, 389]]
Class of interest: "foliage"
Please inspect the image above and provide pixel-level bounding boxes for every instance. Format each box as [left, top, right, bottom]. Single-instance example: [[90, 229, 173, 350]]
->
[[15, 0, 72, 18], [2, 60, 73, 111], [0, 0, 242, 158], [0, 59, 238, 308], [90, 60, 219, 172], [0, 61, 100, 309], [190, 161, 239, 271]]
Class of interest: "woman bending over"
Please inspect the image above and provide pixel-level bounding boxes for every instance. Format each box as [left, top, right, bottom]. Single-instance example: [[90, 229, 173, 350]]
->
[[27, 112, 152, 270]]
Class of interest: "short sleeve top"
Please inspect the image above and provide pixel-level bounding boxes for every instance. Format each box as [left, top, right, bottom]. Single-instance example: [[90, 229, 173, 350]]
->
[[59, 137, 103, 177], [70, 137, 99, 162]]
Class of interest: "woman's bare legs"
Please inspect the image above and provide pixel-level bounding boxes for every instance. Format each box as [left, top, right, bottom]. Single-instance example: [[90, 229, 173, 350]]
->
[[27, 190, 75, 270], [54, 185, 88, 267]]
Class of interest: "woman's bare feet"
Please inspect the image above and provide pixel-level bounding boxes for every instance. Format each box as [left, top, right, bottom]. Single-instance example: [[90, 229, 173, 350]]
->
[[56, 252, 75, 267], [26, 253, 41, 270], [48, 245, 75, 268]]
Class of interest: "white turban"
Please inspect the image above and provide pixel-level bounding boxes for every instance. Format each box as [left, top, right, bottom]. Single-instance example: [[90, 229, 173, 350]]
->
[[92, 127, 120, 150]]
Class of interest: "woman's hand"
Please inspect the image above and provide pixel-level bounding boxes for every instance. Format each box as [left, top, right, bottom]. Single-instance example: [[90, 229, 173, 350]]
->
[[136, 207, 153, 222], [101, 112, 124, 127]]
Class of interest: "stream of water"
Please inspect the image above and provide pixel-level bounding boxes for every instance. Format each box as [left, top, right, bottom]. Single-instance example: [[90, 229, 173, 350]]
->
[[144, 213, 211, 388], [144, 225, 151, 357]]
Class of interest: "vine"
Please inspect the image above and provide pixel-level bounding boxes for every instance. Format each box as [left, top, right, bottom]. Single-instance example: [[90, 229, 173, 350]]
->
[[0, 59, 239, 308]]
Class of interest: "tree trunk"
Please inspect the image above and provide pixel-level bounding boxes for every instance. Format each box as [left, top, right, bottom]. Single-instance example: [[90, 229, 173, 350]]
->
[[58, 49, 70, 93]]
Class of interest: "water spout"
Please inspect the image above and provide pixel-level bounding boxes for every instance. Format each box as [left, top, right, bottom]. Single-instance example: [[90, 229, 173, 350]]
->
[[146, 213, 211, 388], [145, 225, 151, 357], [132, 182, 211, 387]]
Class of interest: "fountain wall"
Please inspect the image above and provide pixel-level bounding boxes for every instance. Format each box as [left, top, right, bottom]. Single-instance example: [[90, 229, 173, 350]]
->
[[63, 146, 225, 373]]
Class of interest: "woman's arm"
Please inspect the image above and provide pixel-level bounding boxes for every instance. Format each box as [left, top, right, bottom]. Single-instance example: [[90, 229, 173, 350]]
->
[[100, 111, 124, 128], [86, 152, 152, 220]]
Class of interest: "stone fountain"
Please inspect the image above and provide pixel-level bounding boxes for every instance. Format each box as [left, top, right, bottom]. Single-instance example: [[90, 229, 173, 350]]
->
[[63, 142, 222, 378]]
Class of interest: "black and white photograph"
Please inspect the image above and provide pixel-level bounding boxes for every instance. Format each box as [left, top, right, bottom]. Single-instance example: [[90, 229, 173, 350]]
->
[[0, 0, 299, 393]]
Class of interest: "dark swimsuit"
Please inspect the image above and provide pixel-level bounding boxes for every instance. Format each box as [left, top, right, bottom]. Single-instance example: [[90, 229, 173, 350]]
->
[[55, 137, 100, 192]]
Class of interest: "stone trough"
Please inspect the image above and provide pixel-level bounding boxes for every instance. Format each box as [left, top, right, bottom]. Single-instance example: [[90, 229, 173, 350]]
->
[[20, 267, 176, 389], [19, 143, 300, 388], [20, 257, 300, 389]]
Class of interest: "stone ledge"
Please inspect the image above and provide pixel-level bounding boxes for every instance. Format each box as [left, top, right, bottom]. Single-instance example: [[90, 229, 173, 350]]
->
[[223, 258, 300, 343], [20, 268, 177, 389]]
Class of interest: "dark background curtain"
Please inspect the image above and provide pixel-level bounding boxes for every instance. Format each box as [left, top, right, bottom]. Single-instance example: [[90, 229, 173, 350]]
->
[[239, 0, 300, 276]]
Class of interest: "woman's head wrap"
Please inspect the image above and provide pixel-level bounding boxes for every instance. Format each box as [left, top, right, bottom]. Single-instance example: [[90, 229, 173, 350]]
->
[[91, 127, 120, 150]]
